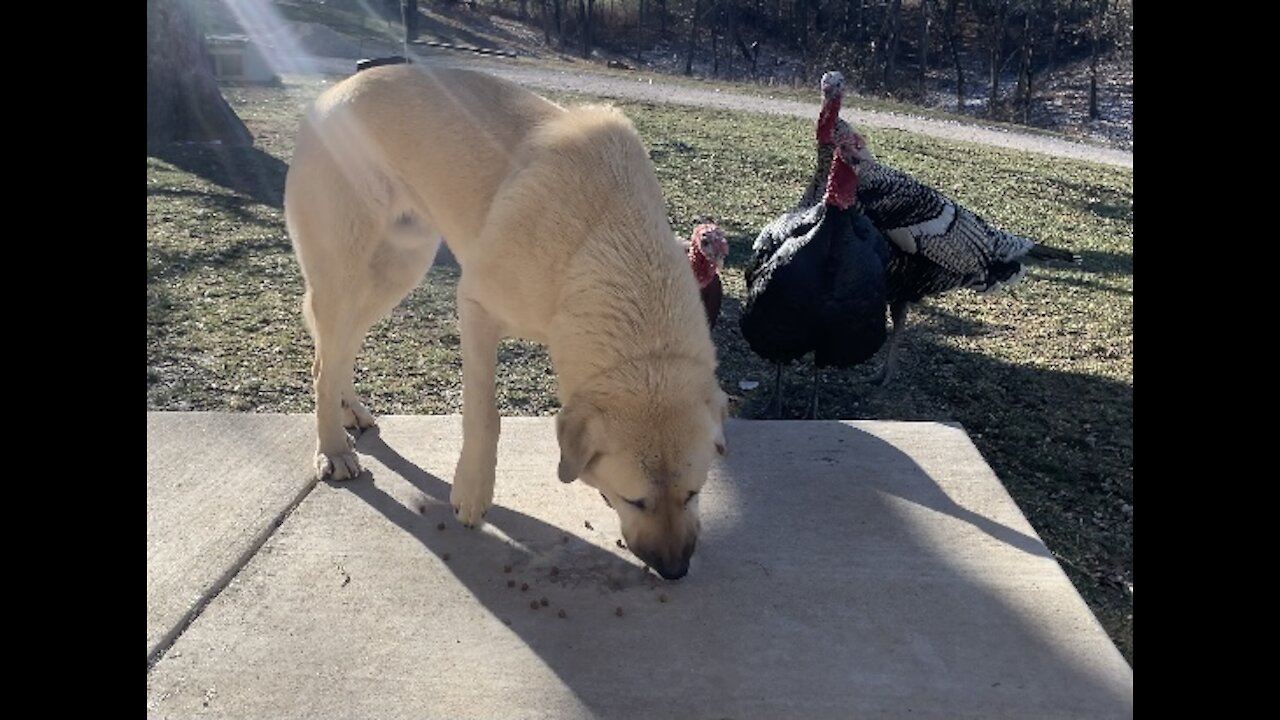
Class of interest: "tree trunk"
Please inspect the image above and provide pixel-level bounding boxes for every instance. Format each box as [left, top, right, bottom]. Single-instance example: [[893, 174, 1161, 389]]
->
[[553, 0, 564, 48], [577, 0, 592, 59], [943, 0, 964, 111], [919, 0, 931, 94], [402, 0, 418, 44], [147, 0, 252, 147], [685, 0, 700, 75], [542, 0, 552, 43], [712, 1, 720, 77], [636, 0, 645, 62], [882, 0, 902, 89], [1089, 0, 1105, 118], [1046, 0, 1060, 70], [988, 0, 1008, 119], [1018, 10, 1033, 123]]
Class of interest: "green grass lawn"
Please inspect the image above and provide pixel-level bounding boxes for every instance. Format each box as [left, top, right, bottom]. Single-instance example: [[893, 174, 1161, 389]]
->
[[147, 74, 1133, 665]]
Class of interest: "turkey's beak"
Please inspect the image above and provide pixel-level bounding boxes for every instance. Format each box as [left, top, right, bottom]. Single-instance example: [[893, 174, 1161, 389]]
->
[[839, 143, 875, 167], [711, 240, 729, 269]]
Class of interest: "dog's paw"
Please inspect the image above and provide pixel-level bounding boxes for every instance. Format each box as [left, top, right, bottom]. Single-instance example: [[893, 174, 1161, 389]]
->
[[341, 399, 377, 431], [450, 482, 492, 529], [316, 450, 362, 481]]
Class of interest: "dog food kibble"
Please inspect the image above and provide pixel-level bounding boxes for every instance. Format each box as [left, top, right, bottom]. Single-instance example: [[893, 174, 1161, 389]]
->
[[502, 618, 512, 626], [530, 600, 540, 610], [540, 597, 550, 607], [507, 580, 516, 588], [503, 565, 512, 573], [615, 606, 625, 617], [584, 521, 594, 530], [521, 583, 529, 592], [442, 553, 450, 561], [436, 522, 446, 531], [550, 566, 560, 577], [561, 535, 570, 544], [557, 609, 567, 619], [658, 593, 669, 603]]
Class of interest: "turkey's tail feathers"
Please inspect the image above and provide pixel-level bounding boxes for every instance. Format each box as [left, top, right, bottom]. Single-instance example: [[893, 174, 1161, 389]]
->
[[1027, 242, 1081, 263]]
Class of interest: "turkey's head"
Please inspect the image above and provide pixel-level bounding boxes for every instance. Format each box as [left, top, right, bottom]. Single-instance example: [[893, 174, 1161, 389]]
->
[[833, 123, 876, 166], [824, 135, 871, 209], [817, 70, 846, 145], [820, 71, 845, 101], [688, 223, 729, 288]]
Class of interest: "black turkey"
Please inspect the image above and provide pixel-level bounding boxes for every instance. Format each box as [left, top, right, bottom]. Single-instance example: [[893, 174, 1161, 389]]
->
[[739, 137, 889, 418]]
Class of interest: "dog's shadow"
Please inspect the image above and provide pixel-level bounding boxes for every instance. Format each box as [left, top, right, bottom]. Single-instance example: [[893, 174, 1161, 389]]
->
[[324, 420, 1128, 717], [340, 427, 645, 591]]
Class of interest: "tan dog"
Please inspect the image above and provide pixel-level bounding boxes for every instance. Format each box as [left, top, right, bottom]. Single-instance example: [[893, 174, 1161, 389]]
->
[[284, 65, 727, 579]]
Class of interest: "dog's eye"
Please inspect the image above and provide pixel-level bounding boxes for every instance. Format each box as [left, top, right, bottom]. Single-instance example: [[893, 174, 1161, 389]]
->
[[685, 490, 699, 506], [625, 498, 647, 510]]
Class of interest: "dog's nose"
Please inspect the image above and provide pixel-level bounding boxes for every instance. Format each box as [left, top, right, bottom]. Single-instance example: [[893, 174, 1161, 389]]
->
[[653, 558, 689, 580], [637, 540, 696, 580]]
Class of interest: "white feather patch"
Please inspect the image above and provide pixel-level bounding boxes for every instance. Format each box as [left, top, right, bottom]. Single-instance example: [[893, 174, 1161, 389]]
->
[[905, 201, 956, 243], [887, 227, 918, 254]]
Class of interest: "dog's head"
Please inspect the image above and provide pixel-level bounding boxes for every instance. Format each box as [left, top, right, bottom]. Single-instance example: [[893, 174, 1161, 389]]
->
[[556, 375, 728, 580]]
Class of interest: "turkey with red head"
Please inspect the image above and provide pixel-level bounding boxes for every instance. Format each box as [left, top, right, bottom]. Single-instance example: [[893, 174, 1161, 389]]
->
[[739, 135, 890, 418], [807, 69, 1081, 385], [680, 223, 730, 330]]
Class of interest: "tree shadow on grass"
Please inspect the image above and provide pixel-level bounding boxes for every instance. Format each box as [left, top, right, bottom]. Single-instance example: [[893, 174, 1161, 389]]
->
[[148, 141, 288, 209]]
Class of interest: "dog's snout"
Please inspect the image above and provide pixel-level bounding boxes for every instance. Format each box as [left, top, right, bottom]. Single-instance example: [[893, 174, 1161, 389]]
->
[[634, 539, 697, 580]]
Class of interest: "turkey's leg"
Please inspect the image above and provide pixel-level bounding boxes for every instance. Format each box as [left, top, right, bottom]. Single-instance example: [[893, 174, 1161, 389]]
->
[[755, 362, 785, 419], [872, 300, 910, 386]]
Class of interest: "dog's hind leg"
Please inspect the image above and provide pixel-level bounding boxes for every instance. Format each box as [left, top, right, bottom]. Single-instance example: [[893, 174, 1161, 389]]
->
[[301, 212, 441, 481], [450, 288, 503, 527], [304, 286, 370, 480]]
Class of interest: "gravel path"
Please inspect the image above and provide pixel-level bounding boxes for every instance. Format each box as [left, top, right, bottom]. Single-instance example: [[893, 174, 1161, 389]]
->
[[288, 52, 1133, 170], [473, 61, 1133, 170]]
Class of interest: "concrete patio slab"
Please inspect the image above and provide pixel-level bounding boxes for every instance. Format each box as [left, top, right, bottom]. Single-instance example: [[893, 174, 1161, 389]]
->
[[146, 413, 317, 660], [145, 413, 1132, 719]]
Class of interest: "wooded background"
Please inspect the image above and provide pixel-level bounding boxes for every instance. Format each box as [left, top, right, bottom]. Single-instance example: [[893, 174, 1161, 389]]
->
[[378, 0, 1132, 123]]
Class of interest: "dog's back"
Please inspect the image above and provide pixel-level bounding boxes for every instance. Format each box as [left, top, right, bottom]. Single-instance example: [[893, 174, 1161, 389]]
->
[[287, 65, 564, 260]]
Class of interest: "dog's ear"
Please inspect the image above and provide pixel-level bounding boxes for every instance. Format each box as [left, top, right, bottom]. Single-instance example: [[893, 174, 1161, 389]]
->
[[556, 401, 605, 483], [709, 386, 728, 456]]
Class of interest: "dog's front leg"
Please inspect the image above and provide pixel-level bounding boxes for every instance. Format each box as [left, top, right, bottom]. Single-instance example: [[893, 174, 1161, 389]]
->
[[451, 290, 502, 527]]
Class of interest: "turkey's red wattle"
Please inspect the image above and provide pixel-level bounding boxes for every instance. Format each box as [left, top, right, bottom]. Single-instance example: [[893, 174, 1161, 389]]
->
[[823, 156, 859, 210], [689, 242, 717, 288], [816, 90, 844, 145]]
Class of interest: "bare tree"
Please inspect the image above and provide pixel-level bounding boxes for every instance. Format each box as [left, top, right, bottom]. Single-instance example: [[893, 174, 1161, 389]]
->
[[918, 0, 933, 95], [1015, 4, 1034, 123], [1089, 0, 1107, 119], [636, 0, 646, 61], [578, 0, 595, 58], [974, 0, 1010, 118], [402, 0, 418, 44], [685, 0, 701, 75], [147, 0, 251, 146], [880, 0, 903, 88], [942, 0, 965, 110]]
